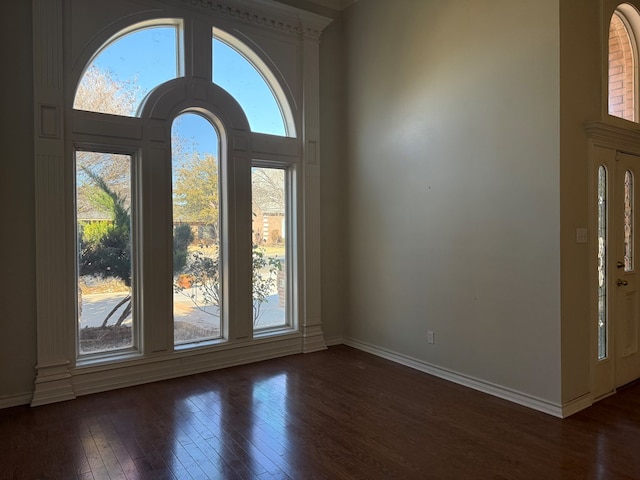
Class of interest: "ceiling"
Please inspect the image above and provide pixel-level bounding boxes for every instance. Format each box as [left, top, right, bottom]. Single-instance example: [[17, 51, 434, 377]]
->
[[307, 0, 357, 9]]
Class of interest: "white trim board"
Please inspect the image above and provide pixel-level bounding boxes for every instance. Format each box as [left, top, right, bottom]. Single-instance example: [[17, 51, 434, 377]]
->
[[343, 337, 567, 418], [0, 392, 33, 409]]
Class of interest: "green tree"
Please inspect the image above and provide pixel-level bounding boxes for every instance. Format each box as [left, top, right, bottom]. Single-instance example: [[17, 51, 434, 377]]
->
[[173, 153, 219, 227], [173, 223, 194, 273], [79, 169, 131, 286], [78, 168, 132, 327]]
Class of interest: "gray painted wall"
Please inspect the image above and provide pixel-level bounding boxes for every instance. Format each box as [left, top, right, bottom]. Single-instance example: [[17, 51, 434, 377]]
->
[[342, 0, 562, 403], [0, 1, 37, 400]]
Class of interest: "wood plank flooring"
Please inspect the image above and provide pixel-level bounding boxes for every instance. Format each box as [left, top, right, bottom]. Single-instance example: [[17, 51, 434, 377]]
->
[[2, 345, 640, 479]]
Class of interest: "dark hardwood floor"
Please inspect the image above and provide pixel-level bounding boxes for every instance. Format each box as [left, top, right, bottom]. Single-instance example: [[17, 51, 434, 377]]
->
[[2, 345, 640, 479]]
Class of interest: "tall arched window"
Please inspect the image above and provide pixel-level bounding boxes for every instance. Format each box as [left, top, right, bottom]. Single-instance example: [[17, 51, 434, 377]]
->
[[609, 4, 640, 121], [72, 20, 297, 356], [32, 0, 328, 406]]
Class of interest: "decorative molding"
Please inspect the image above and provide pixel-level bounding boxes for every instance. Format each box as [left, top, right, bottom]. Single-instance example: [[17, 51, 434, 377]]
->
[[33, 0, 74, 407], [34, 153, 70, 358], [33, 0, 63, 90], [302, 323, 326, 352], [306, 140, 318, 164], [31, 361, 76, 407], [39, 104, 60, 138], [169, 0, 332, 39], [584, 121, 640, 154], [344, 338, 566, 418], [32, 151, 75, 406], [298, 10, 325, 352]]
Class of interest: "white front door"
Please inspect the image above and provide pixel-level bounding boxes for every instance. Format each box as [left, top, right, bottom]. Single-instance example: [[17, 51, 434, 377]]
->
[[614, 153, 640, 388]]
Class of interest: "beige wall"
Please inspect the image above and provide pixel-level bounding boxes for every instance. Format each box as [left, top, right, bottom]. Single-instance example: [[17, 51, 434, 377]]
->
[[0, 1, 37, 400], [342, 0, 562, 403]]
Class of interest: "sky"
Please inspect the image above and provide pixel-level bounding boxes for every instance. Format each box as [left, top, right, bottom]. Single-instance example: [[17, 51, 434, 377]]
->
[[91, 25, 286, 156]]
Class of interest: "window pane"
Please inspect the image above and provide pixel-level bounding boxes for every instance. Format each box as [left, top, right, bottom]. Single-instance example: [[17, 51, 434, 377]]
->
[[609, 12, 636, 121], [625, 170, 634, 272], [74, 26, 178, 117], [76, 152, 134, 354], [252, 167, 287, 329], [172, 113, 222, 345], [213, 38, 286, 136], [598, 166, 608, 361]]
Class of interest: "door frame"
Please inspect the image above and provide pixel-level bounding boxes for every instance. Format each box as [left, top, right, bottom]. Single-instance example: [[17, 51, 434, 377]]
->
[[587, 122, 640, 401]]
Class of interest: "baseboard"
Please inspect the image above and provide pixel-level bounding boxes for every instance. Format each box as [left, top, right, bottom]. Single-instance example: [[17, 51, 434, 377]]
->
[[0, 392, 32, 409], [561, 393, 593, 417], [324, 335, 344, 347], [343, 337, 565, 418]]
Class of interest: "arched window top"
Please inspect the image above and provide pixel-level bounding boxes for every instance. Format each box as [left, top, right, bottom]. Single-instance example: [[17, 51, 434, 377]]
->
[[213, 28, 296, 137], [608, 4, 640, 122], [73, 20, 296, 138], [73, 19, 182, 117]]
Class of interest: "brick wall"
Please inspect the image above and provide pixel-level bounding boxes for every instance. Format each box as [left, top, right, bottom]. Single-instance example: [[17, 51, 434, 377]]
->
[[252, 212, 285, 245], [609, 13, 635, 121]]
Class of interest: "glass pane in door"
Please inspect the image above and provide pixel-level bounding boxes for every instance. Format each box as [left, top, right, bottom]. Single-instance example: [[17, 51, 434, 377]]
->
[[598, 166, 608, 361], [624, 170, 634, 272]]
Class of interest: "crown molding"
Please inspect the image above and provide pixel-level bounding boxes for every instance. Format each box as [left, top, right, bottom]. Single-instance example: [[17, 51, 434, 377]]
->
[[584, 120, 640, 153], [166, 0, 332, 38]]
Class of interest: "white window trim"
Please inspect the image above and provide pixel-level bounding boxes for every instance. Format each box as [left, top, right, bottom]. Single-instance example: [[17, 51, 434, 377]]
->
[[31, 0, 331, 406]]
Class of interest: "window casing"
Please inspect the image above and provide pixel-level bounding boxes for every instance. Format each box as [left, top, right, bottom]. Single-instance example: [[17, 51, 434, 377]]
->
[[32, 0, 329, 406]]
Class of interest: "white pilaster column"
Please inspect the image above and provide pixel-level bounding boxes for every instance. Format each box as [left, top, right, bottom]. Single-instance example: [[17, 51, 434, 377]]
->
[[31, 0, 76, 406], [299, 15, 331, 353]]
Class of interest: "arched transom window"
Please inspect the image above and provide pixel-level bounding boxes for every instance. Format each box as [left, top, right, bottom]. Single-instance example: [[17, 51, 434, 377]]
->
[[608, 4, 640, 122]]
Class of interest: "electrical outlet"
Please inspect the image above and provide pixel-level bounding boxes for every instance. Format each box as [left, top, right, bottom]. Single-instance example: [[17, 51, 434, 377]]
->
[[427, 330, 435, 344]]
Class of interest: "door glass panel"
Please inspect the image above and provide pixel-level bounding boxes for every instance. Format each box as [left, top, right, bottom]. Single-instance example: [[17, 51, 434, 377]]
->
[[625, 170, 634, 271], [598, 166, 608, 361], [252, 167, 287, 330], [76, 152, 134, 354], [172, 113, 222, 345]]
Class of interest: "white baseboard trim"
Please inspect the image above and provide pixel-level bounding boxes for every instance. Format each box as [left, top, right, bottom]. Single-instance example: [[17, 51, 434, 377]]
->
[[344, 337, 565, 418], [0, 392, 32, 409], [324, 335, 345, 347], [561, 393, 592, 417]]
